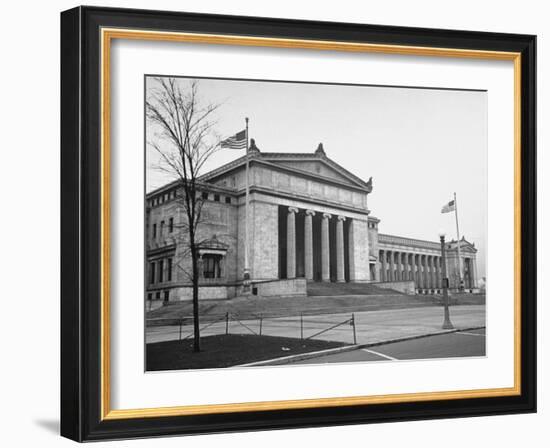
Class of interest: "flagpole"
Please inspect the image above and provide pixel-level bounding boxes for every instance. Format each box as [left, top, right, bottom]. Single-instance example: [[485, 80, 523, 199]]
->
[[244, 117, 250, 285], [454, 192, 464, 290]]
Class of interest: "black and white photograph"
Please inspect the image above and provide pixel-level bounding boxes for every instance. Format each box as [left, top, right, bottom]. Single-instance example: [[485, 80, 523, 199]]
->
[[144, 75, 487, 371]]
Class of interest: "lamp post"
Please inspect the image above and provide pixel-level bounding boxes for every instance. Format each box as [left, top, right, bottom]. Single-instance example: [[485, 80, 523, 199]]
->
[[439, 233, 454, 330]]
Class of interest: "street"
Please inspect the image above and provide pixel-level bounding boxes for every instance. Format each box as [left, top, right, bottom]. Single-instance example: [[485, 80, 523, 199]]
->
[[292, 328, 486, 365]]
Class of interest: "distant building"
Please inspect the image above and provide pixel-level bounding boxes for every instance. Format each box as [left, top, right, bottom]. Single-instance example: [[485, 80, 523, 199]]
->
[[146, 142, 478, 302]]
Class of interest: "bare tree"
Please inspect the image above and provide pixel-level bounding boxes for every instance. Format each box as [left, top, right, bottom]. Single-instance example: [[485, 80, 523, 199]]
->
[[146, 77, 221, 352]]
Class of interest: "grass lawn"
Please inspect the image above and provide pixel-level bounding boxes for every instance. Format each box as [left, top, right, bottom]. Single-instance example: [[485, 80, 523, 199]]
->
[[146, 334, 347, 370]]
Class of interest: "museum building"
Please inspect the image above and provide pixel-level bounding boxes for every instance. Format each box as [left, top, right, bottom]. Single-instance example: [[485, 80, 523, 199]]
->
[[146, 141, 479, 302]]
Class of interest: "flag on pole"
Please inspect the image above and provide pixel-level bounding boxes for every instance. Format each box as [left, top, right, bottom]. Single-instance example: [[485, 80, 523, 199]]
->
[[220, 129, 247, 149], [441, 199, 456, 214]]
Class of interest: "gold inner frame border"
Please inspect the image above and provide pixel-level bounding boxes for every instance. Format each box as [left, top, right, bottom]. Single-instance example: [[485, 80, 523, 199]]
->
[[100, 27, 522, 421]]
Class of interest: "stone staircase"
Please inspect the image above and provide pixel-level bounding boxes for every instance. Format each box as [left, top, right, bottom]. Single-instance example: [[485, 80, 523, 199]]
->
[[306, 281, 402, 296], [146, 285, 439, 325]]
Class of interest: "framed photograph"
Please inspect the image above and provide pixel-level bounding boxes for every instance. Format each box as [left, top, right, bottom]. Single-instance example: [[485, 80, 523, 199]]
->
[[60, 6, 536, 441]]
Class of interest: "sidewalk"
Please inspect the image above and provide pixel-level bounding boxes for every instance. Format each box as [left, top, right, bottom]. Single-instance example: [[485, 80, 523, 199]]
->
[[146, 305, 485, 346]]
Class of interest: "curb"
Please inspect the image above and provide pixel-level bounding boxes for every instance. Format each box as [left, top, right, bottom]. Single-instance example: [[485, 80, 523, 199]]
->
[[236, 326, 486, 367]]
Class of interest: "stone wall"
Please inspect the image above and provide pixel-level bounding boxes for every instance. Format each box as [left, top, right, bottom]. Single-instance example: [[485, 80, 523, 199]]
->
[[251, 201, 279, 280], [172, 285, 237, 301], [348, 218, 370, 281], [254, 278, 307, 298], [172, 199, 238, 283], [374, 280, 416, 295]]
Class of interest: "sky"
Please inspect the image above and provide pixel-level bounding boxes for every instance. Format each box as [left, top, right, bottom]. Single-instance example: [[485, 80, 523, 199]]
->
[[146, 76, 487, 277]]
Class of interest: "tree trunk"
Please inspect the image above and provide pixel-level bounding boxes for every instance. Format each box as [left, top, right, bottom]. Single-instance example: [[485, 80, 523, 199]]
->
[[191, 245, 201, 352]]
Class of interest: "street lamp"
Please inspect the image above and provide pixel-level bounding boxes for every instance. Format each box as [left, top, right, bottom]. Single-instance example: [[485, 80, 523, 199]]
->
[[439, 232, 454, 330]]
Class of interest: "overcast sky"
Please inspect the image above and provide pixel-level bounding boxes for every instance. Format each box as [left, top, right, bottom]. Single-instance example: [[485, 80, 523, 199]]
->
[[146, 76, 487, 277]]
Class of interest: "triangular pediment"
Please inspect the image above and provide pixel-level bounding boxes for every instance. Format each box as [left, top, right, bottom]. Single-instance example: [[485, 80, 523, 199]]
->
[[270, 159, 354, 184], [448, 239, 477, 253], [199, 150, 372, 192], [260, 154, 371, 190]]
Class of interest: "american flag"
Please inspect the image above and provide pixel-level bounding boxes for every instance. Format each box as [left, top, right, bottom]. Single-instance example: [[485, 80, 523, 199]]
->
[[220, 129, 247, 149], [441, 199, 456, 214]]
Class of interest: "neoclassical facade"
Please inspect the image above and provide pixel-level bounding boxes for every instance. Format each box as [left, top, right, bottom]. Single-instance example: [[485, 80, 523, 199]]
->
[[146, 142, 478, 301]]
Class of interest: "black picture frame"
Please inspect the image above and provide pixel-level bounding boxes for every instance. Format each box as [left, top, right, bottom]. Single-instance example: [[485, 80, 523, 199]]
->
[[61, 5, 536, 442]]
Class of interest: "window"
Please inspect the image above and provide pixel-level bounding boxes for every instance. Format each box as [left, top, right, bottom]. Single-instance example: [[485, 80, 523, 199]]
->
[[160, 220, 165, 237], [203, 254, 222, 279], [158, 259, 164, 283], [225, 196, 231, 204], [167, 258, 172, 281], [156, 291, 161, 300], [149, 262, 155, 284], [214, 194, 220, 202], [147, 293, 152, 301], [169, 217, 174, 233], [201, 192, 208, 200], [152, 223, 157, 239], [164, 290, 170, 302]]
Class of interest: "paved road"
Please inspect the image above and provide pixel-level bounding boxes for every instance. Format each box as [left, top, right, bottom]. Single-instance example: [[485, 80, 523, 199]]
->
[[292, 328, 486, 365], [146, 305, 485, 345]]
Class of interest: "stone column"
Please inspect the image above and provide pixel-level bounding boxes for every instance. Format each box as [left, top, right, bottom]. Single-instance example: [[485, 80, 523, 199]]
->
[[472, 257, 478, 288], [426, 256, 431, 289], [414, 255, 420, 288], [394, 252, 400, 281], [286, 207, 298, 278], [388, 251, 395, 282], [336, 215, 346, 282], [418, 255, 426, 289], [304, 210, 315, 280], [321, 213, 331, 282], [427, 256, 432, 288], [380, 251, 386, 282], [403, 253, 409, 281]]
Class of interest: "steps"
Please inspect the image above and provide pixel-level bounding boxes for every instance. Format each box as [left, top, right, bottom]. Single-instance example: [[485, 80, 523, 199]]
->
[[147, 292, 437, 325], [306, 281, 402, 297]]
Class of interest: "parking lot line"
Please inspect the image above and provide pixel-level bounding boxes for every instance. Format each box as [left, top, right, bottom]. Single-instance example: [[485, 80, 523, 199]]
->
[[361, 348, 398, 361]]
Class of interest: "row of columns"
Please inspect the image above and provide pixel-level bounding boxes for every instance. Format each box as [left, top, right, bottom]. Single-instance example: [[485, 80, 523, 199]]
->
[[379, 250, 442, 290], [287, 207, 348, 282]]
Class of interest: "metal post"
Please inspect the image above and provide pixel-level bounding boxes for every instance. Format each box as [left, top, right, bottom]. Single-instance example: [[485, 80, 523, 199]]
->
[[300, 313, 303, 340], [259, 315, 263, 336], [179, 319, 183, 340], [225, 312, 229, 335], [440, 235, 454, 329], [351, 313, 357, 345], [243, 117, 251, 287], [454, 192, 464, 291]]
